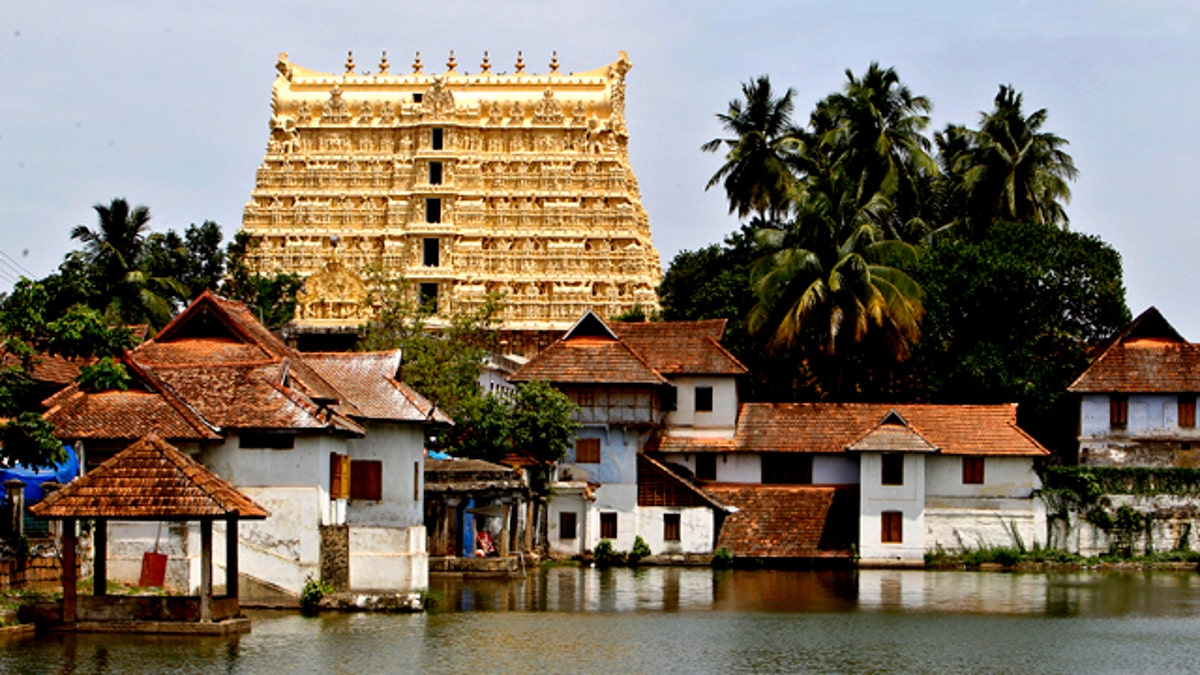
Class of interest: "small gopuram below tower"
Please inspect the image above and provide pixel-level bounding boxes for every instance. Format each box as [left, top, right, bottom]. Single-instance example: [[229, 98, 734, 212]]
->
[[240, 50, 662, 352]]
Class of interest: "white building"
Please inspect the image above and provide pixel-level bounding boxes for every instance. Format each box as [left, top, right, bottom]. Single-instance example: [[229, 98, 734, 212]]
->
[[44, 291, 448, 595], [1069, 307, 1200, 467]]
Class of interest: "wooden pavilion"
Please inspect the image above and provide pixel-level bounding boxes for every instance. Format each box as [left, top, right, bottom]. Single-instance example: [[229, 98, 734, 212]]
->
[[30, 435, 268, 634]]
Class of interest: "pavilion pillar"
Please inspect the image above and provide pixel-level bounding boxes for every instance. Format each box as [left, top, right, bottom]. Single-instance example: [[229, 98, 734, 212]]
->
[[62, 517, 77, 624], [93, 520, 107, 597], [225, 515, 239, 600], [200, 519, 212, 622], [499, 500, 511, 557]]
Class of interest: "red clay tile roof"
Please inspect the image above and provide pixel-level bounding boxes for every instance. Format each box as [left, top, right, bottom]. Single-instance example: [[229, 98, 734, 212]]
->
[[150, 363, 363, 434], [511, 337, 667, 385], [705, 485, 857, 558], [43, 386, 219, 442], [846, 412, 939, 453], [305, 351, 451, 423], [0, 347, 86, 386], [613, 320, 747, 375], [637, 454, 728, 510], [30, 435, 268, 520], [1068, 306, 1200, 393], [656, 403, 1047, 456]]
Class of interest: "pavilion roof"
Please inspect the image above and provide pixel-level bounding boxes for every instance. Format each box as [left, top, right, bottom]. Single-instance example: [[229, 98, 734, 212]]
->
[[30, 435, 269, 520]]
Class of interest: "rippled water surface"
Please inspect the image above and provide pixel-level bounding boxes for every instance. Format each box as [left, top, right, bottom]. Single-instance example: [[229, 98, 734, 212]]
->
[[5, 568, 1200, 673]]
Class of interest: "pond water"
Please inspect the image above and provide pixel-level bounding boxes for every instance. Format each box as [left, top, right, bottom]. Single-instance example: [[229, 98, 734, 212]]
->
[[5, 568, 1200, 673]]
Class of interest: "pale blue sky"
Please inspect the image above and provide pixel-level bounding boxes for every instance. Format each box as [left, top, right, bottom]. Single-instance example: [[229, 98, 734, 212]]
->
[[3, 1, 1198, 336]]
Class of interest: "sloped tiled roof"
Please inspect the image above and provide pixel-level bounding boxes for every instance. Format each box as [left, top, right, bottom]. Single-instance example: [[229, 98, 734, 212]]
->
[[0, 347, 86, 386], [637, 454, 728, 510], [425, 458, 527, 493], [655, 403, 1047, 456], [511, 337, 667, 385], [151, 363, 363, 434], [43, 386, 219, 441], [1069, 306, 1200, 393], [705, 485, 856, 558], [612, 320, 747, 375], [306, 351, 451, 423], [30, 435, 268, 520], [846, 411, 939, 453]]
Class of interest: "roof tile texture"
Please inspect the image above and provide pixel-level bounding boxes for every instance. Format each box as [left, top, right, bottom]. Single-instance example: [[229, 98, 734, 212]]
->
[[706, 485, 857, 558], [31, 435, 268, 519], [657, 403, 1047, 456]]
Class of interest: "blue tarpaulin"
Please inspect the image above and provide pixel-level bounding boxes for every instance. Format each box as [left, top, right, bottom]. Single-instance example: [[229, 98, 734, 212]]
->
[[0, 445, 80, 504]]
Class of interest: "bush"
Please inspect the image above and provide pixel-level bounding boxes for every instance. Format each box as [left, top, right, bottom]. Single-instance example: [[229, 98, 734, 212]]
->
[[629, 536, 652, 564], [594, 539, 620, 566], [300, 575, 333, 616], [711, 547, 734, 569]]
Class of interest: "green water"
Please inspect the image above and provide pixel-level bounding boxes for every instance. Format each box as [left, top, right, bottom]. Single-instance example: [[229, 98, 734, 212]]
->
[[5, 568, 1200, 673]]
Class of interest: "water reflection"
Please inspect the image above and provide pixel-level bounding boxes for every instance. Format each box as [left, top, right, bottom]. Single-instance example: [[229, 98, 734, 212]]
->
[[428, 567, 1200, 618]]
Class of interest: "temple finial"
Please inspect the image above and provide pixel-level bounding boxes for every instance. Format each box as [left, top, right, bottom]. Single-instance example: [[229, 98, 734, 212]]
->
[[549, 51, 560, 73], [514, 51, 526, 74], [447, 50, 458, 71], [378, 51, 390, 74], [413, 51, 423, 73], [344, 51, 355, 74], [480, 51, 492, 73]]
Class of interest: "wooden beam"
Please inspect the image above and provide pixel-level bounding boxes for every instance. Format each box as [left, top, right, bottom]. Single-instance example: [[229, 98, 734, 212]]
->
[[94, 520, 107, 597], [62, 518, 77, 624], [200, 519, 212, 622], [225, 515, 239, 600]]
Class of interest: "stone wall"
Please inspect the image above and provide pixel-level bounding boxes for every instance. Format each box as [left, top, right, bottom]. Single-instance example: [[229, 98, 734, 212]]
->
[[1044, 493, 1200, 557], [320, 525, 349, 591], [0, 548, 70, 591]]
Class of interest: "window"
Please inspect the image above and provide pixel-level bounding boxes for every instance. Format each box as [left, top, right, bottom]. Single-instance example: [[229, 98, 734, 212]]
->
[[695, 386, 713, 413], [429, 161, 443, 185], [423, 237, 440, 267], [881, 453, 904, 486], [412, 93, 424, 104], [575, 438, 601, 464], [239, 432, 295, 449], [419, 283, 438, 313], [1110, 395, 1128, 429], [431, 128, 443, 150], [663, 513, 681, 542], [761, 454, 813, 485], [1180, 396, 1196, 428], [350, 460, 383, 501], [881, 511, 903, 543], [962, 456, 985, 485], [560, 512, 578, 540], [330, 453, 351, 499], [425, 198, 442, 223], [600, 512, 617, 540], [695, 454, 716, 481]]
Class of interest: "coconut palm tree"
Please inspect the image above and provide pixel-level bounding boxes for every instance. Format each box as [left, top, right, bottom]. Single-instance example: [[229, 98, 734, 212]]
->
[[747, 174, 924, 396], [958, 85, 1078, 236], [817, 63, 938, 241], [71, 198, 183, 327], [701, 75, 803, 221]]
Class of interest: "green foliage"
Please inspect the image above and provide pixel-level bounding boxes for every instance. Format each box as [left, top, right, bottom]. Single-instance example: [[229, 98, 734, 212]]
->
[[77, 357, 131, 393], [0, 414, 64, 470], [1041, 466, 1200, 500], [222, 231, 302, 330], [911, 221, 1129, 453], [300, 575, 333, 616], [711, 547, 734, 569], [593, 540, 621, 566], [610, 304, 649, 323], [445, 393, 514, 462], [510, 381, 581, 494], [45, 305, 134, 359], [629, 535, 652, 564]]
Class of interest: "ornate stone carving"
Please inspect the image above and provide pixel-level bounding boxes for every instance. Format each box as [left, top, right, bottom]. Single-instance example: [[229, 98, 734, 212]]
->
[[323, 87, 350, 124], [533, 89, 564, 125], [241, 51, 661, 338], [424, 77, 455, 118]]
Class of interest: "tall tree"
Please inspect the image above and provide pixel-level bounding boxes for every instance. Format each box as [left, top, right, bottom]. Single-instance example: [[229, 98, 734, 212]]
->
[[815, 62, 937, 242], [70, 198, 182, 327], [953, 85, 1078, 238], [701, 75, 802, 220], [747, 178, 924, 397]]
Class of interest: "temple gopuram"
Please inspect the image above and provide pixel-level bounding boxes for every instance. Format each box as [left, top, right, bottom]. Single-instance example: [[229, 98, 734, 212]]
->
[[239, 50, 662, 353]]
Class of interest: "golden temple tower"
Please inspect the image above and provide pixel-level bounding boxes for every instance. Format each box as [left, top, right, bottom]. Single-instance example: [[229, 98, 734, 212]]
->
[[239, 50, 662, 352]]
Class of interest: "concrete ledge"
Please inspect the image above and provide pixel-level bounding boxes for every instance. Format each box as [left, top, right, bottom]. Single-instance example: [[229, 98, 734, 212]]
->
[[858, 558, 924, 569], [53, 617, 252, 635], [0, 624, 35, 639], [429, 555, 525, 577]]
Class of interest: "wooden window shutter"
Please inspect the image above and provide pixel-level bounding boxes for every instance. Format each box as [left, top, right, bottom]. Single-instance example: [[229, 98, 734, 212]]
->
[[350, 460, 383, 501], [330, 453, 351, 499]]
